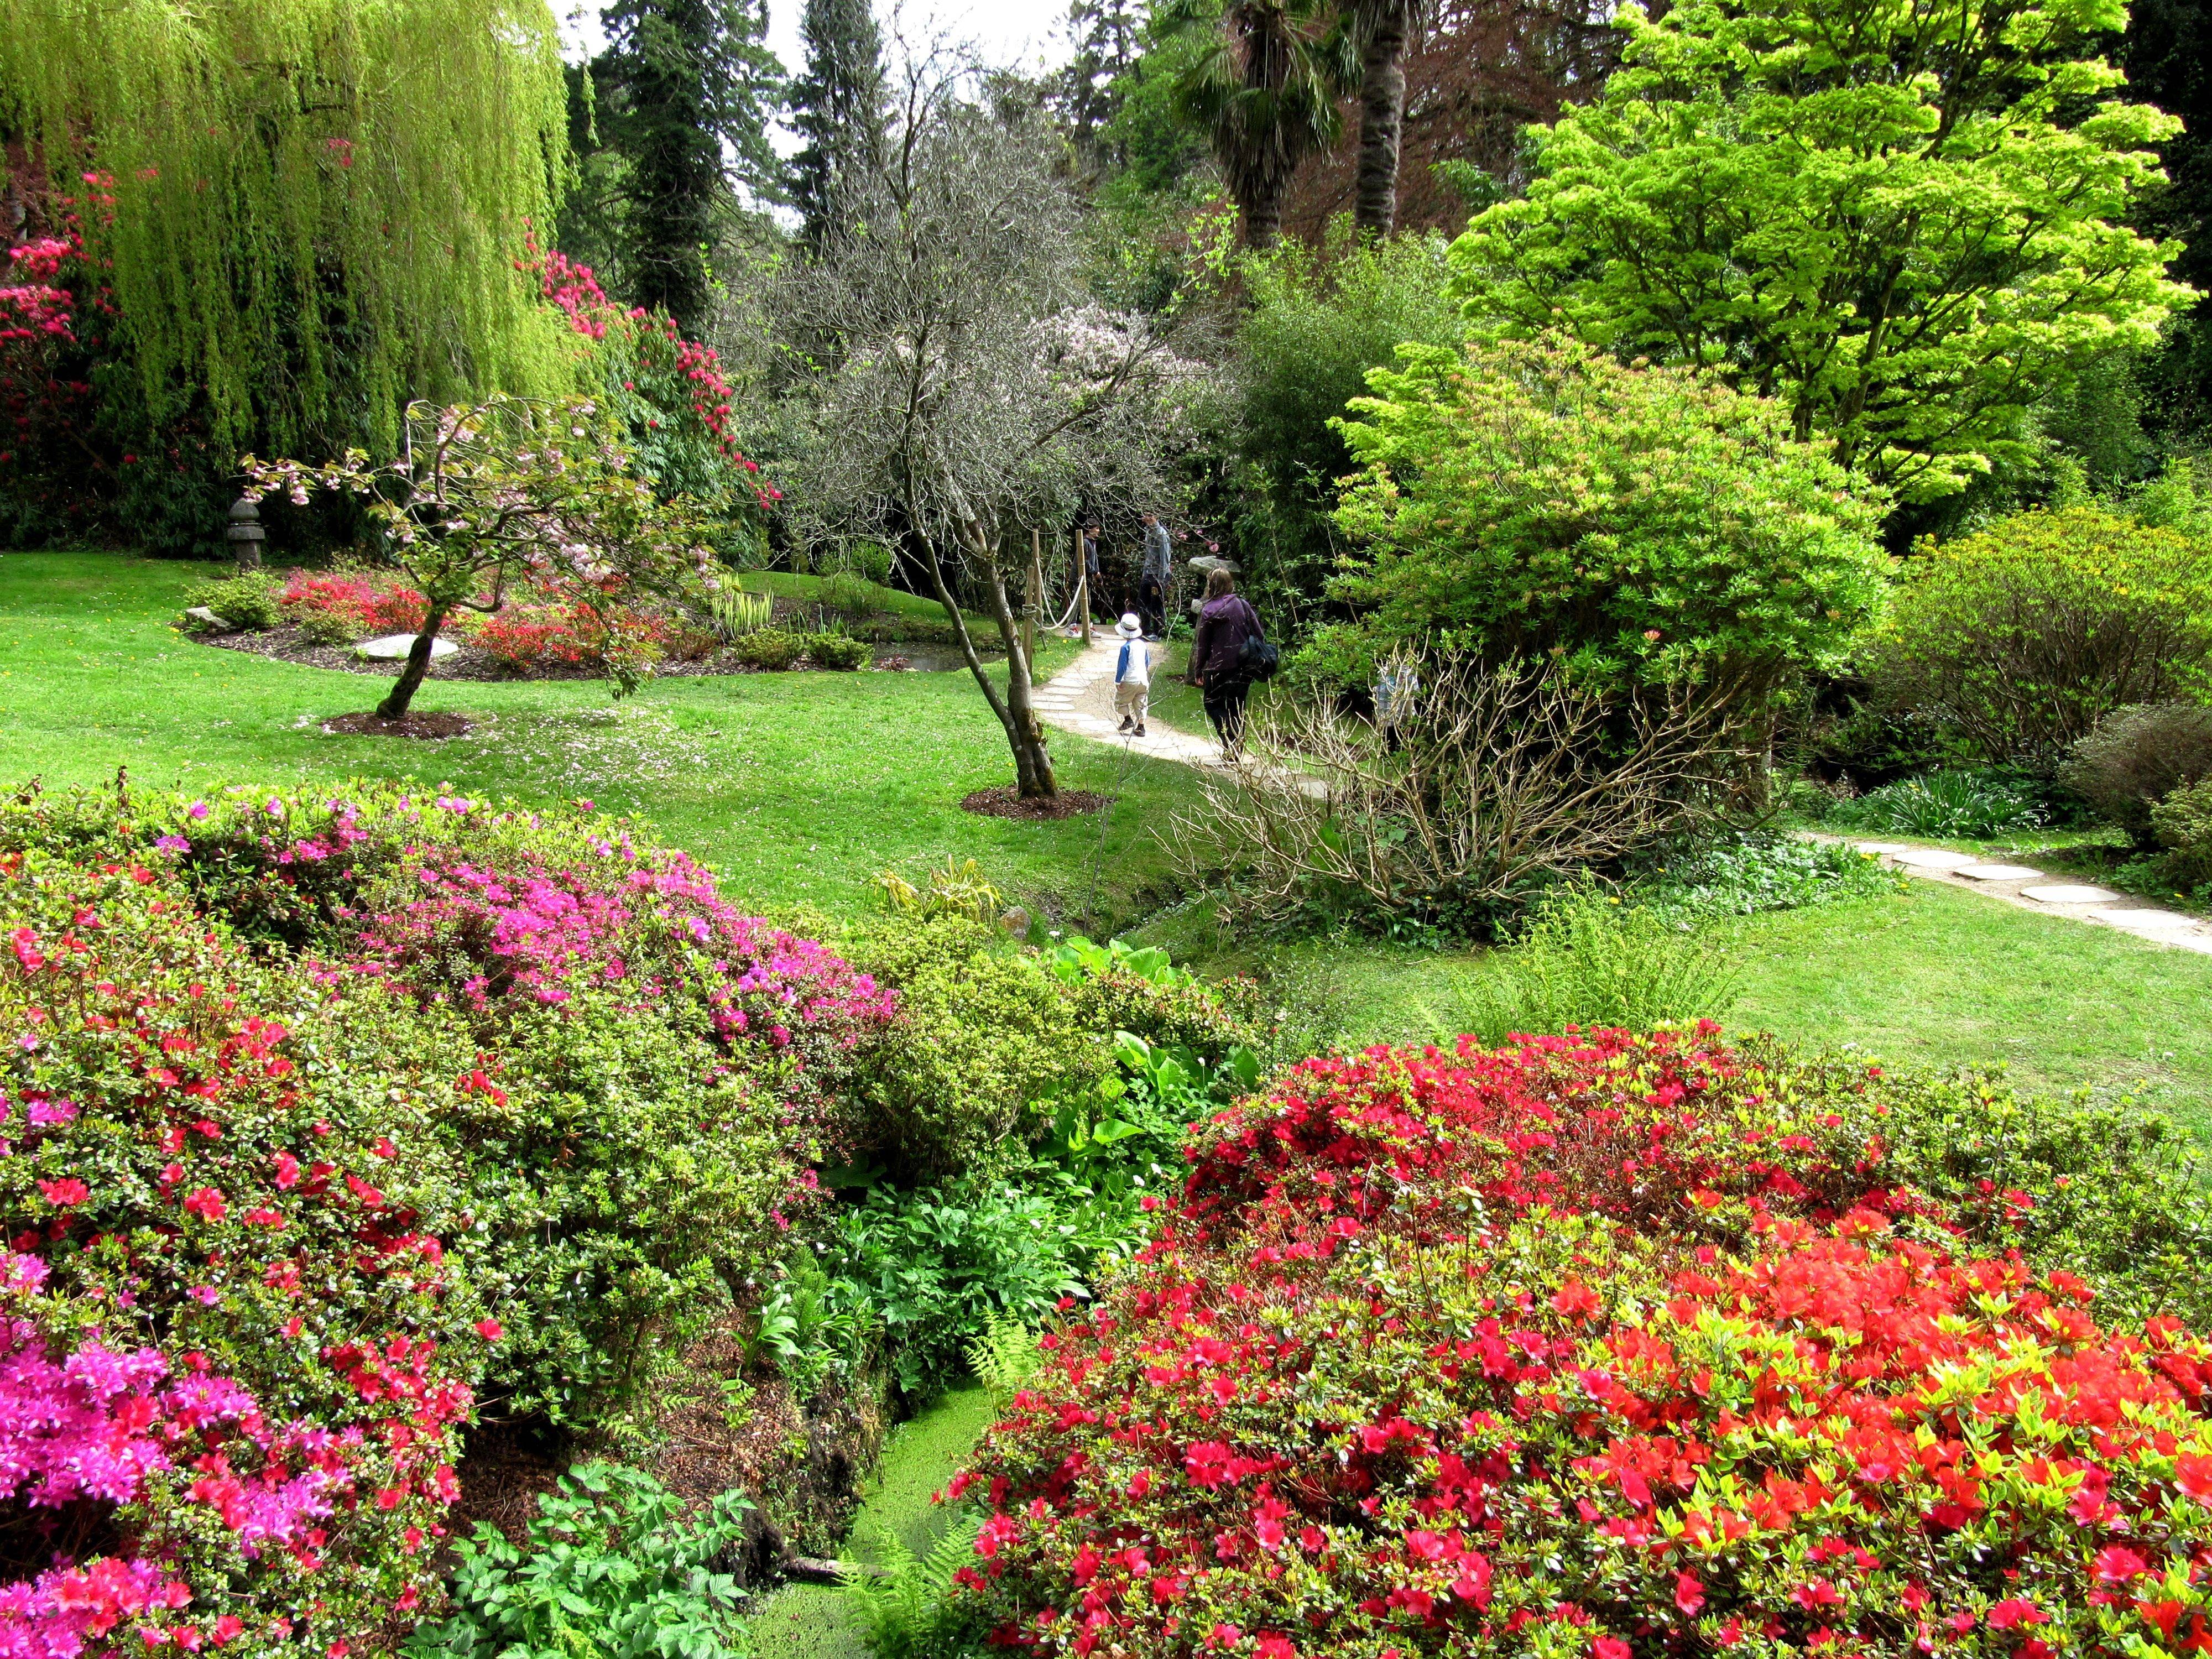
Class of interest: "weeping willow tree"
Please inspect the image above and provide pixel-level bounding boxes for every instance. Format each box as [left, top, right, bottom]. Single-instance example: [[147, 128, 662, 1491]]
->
[[0, 0, 581, 461]]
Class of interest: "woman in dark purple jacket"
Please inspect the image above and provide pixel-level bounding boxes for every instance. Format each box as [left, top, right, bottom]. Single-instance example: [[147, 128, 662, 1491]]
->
[[1187, 568, 1262, 759]]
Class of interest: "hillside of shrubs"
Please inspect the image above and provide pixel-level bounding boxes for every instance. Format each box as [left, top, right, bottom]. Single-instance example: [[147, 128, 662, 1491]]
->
[[0, 781, 1274, 1655]]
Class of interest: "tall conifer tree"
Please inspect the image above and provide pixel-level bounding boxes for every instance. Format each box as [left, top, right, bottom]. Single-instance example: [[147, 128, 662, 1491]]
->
[[597, 0, 782, 330], [786, 0, 887, 246]]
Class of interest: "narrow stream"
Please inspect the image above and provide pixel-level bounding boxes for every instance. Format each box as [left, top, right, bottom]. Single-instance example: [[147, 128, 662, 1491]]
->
[[749, 1386, 997, 1659]]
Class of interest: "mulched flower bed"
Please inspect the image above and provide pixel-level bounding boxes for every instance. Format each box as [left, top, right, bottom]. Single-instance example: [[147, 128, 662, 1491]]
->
[[961, 786, 1113, 820]]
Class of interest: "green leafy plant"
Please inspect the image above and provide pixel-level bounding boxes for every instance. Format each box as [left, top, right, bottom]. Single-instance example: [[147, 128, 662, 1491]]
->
[[873, 858, 1005, 928], [406, 1464, 754, 1659], [1445, 885, 1744, 1044], [2149, 776, 2212, 895], [1637, 830, 1908, 916], [1828, 768, 2047, 839], [817, 1175, 1097, 1399], [966, 1312, 1041, 1407], [708, 586, 774, 638], [1867, 505, 2212, 768], [178, 568, 282, 630], [1318, 333, 1892, 697], [839, 1516, 987, 1659]]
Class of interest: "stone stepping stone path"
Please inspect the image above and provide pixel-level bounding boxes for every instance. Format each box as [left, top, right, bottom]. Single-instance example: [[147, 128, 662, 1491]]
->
[[2020, 883, 2120, 905], [356, 633, 460, 661], [1841, 838, 2212, 957]]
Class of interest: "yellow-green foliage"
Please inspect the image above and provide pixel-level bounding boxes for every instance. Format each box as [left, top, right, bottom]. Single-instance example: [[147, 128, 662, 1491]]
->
[[0, 0, 578, 457], [1869, 506, 2212, 766]]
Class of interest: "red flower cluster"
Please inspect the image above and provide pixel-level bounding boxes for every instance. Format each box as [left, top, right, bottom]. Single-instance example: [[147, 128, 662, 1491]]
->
[[954, 1031, 2212, 1658], [279, 570, 430, 638], [520, 236, 778, 508]]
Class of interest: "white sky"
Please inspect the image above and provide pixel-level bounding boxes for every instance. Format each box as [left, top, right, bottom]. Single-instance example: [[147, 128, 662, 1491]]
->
[[562, 0, 1077, 119]]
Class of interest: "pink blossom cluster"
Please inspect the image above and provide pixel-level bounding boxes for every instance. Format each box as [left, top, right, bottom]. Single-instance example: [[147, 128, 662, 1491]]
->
[[0, 1556, 186, 1659]]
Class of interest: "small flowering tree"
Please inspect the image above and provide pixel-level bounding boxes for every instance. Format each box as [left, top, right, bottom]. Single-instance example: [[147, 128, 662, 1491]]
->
[[243, 395, 722, 720]]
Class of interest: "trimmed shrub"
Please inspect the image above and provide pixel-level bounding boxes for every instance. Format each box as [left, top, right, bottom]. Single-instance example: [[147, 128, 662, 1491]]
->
[[730, 628, 804, 671], [805, 632, 873, 671], [841, 917, 1110, 1181], [950, 1030, 2212, 1658], [1318, 333, 1892, 699], [178, 570, 282, 632], [2064, 704, 2212, 847], [2151, 777, 2212, 893], [1869, 505, 2212, 767]]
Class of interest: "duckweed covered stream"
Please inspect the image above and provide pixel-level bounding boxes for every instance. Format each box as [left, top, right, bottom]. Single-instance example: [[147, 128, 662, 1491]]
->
[[750, 1386, 997, 1659]]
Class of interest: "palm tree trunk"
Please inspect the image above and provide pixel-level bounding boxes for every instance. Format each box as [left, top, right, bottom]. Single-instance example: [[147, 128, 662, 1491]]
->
[[1243, 187, 1285, 249], [1354, 0, 1410, 237], [375, 608, 447, 719]]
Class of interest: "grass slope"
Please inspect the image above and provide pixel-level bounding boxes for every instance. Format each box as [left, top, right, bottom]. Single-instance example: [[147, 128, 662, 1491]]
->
[[0, 551, 1185, 925], [1147, 879, 2212, 1133]]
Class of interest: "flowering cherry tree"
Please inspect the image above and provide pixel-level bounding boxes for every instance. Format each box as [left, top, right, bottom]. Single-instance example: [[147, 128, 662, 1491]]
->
[[243, 395, 723, 720]]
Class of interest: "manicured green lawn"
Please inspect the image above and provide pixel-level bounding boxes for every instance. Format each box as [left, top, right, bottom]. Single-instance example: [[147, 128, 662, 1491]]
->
[[0, 550, 1186, 926], [1146, 878, 2212, 1133], [7, 548, 2206, 1126]]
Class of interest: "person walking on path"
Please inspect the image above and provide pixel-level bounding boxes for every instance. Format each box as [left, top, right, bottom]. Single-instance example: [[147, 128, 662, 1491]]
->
[[1188, 567, 1263, 761], [1112, 612, 1150, 737], [1139, 513, 1173, 639]]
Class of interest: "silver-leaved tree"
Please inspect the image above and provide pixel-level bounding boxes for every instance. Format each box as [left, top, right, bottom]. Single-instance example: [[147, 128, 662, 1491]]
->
[[780, 62, 1208, 800], [245, 395, 721, 719]]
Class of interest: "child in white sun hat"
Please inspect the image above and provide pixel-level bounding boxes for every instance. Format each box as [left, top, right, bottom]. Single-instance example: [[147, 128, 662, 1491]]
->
[[1113, 612, 1150, 737]]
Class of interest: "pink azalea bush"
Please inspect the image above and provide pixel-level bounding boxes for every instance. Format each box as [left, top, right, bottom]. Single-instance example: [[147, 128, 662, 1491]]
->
[[0, 782, 904, 1646]]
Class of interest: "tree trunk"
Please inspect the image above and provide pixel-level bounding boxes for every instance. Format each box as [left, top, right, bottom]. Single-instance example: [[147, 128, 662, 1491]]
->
[[984, 557, 1059, 799], [376, 608, 446, 719], [924, 535, 1059, 800], [1354, 0, 1410, 238], [1243, 186, 1284, 250]]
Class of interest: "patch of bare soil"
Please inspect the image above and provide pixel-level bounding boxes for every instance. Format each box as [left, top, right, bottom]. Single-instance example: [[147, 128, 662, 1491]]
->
[[321, 709, 476, 739], [648, 1327, 889, 1569], [448, 1417, 573, 1547], [962, 785, 1113, 820]]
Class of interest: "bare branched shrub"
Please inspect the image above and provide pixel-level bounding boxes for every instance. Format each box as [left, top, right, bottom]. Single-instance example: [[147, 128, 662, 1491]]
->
[[1170, 654, 1763, 935]]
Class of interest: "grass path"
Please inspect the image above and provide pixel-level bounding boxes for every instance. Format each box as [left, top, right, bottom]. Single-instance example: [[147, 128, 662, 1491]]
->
[[749, 1387, 997, 1659]]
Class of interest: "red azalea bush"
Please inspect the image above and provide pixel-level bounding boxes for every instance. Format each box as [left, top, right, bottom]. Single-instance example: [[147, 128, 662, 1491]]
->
[[469, 601, 716, 672], [952, 1030, 2212, 1657], [278, 570, 431, 643]]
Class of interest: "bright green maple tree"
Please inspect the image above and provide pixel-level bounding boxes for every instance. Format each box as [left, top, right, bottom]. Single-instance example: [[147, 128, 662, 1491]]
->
[[1449, 0, 2197, 501]]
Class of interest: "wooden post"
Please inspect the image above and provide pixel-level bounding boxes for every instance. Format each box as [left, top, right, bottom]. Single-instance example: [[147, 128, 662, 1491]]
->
[[1023, 529, 1041, 675], [1075, 526, 1091, 646]]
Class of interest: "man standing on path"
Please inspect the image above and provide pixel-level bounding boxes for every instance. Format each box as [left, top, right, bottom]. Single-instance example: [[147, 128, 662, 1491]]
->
[[1139, 512, 1172, 640]]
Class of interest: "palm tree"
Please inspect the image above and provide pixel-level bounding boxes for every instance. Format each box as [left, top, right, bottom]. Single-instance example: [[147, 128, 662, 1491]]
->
[[1160, 0, 1358, 249], [1347, 0, 1415, 236]]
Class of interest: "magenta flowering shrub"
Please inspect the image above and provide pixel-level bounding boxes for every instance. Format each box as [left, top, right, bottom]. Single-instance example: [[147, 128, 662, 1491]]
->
[[0, 847, 485, 1658], [1, 783, 900, 1425]]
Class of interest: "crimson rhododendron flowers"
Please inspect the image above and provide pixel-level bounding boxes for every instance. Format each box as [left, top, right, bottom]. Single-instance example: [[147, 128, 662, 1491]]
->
[[953, 1032, 2212, 1657]]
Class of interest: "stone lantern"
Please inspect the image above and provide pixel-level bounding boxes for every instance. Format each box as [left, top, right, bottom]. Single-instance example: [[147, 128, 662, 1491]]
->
[[226, 492, 265, 570]]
